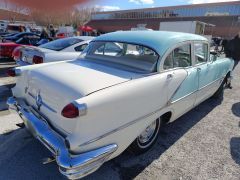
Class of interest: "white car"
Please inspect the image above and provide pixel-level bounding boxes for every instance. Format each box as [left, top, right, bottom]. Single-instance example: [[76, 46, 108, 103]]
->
[[15, 36, 95, 66], [7, 31, 234, 179]]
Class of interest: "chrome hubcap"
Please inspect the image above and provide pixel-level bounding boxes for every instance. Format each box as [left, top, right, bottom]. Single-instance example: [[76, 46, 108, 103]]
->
[[138, 121, 157, 144]]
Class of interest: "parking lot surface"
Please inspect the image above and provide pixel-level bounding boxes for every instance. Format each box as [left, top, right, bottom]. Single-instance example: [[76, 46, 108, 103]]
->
[[0, 59, 239, 180]]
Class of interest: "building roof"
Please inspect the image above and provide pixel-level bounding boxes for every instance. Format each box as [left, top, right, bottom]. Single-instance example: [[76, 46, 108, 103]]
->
[[93, 31, 207, 55], [94, 1, 240, 14]]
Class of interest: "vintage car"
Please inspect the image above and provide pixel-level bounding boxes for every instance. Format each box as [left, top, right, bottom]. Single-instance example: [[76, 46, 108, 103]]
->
[[7, 31, 234, 179], [15, 36, 94, 66]]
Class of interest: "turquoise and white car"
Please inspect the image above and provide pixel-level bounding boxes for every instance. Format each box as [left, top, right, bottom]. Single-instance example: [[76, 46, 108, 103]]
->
[[7, 31, 234, 179]]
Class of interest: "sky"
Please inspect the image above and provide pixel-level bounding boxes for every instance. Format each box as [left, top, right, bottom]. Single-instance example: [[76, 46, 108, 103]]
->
[[91, 0, 240, 11], [0, 0, 239, 13]]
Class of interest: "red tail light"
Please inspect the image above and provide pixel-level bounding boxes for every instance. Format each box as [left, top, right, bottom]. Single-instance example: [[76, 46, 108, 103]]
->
[[61, 103, 79, 118], [57, 33, 65, 38], [7, 68, 16, 77], [12, 47, 22, 60], [33, 55, 43, 64]]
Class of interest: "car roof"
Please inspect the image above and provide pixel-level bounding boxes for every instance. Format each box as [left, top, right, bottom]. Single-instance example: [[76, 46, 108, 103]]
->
[[94, 31, 208, 56], [74, 36, 95, 41]]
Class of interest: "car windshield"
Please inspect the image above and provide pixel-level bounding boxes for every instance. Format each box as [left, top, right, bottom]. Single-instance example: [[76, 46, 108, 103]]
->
[[40, 38, 83, 51], [82, 41, 159, 73]]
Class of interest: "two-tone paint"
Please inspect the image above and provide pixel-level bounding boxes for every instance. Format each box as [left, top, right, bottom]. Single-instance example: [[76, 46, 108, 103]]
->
[[8, 31, 234, 179]]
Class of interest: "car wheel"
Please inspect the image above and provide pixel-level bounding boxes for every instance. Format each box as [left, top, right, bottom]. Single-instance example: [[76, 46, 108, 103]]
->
[[129, 118, 160, 155]]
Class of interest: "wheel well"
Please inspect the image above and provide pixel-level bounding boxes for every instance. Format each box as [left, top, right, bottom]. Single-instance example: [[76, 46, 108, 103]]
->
[[160, 111, 172, 125], [225, 71, 231, 83]]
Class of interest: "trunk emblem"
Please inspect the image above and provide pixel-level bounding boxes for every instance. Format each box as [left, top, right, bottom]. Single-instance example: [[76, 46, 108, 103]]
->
[[36, 92, 42, 110], [22, 56, 27, 62]]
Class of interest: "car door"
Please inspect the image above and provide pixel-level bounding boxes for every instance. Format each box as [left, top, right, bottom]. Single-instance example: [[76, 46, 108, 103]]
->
[[161, 42, 198, 119], [194, 42, 215, 105]]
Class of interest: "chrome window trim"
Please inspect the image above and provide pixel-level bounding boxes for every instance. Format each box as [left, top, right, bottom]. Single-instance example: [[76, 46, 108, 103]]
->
[[193, 41, 210, 66], [159, 40, 193, 72]]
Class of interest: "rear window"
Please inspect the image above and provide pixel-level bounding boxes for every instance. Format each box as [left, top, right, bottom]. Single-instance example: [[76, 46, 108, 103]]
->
[[84, 41, 159, 73], [7, 25, 25, 31], [40, 38, 82, 51]]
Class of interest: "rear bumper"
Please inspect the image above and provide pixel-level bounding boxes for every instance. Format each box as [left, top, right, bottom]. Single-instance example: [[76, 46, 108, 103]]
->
[[7, 97, 117, 179], [16, 60, 30, 66]]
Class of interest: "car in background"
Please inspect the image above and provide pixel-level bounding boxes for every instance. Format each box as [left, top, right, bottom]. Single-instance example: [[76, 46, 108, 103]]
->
[[7, 31, 234, 179], [0, 35, 45, 59], [15, 36, 94, 65], [2, 32, 40, 43], [6, 24, 26, 33], [56, 26, 74, 38]]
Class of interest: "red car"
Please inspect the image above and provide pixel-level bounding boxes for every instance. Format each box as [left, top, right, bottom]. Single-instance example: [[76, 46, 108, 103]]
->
[[0, 36, 40, 59]]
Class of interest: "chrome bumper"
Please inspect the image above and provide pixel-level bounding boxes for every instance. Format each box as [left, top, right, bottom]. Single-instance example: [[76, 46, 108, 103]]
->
[[16, 60, 30, 66], [7, 97, 117, 179]]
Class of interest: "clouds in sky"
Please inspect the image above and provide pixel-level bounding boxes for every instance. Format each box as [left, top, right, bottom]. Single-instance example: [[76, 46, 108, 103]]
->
[[188, 0, 239, 4], [129, 0, 154, 5], [95, 5, 120, 11]]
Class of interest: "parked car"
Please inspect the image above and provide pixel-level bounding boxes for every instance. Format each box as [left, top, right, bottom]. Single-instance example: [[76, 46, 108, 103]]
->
[[15, 36, 94, 66], [2, 32, 40, 42], [7, 31, 234, 179], [56, 26, 74, 38], [0, 35, 41, 59]]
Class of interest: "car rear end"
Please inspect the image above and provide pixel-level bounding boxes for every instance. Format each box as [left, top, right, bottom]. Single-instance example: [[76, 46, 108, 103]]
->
[[16, 46, 48, 65], [7, 60, 136, 178], [0, 43, 18, 58]]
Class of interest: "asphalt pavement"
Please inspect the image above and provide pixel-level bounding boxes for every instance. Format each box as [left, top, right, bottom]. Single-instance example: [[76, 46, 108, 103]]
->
[[0, 58, 239, 180]]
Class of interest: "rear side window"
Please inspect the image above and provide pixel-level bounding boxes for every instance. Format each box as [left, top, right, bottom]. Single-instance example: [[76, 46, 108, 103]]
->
[[194, 43, 208, 64], [75, 44, 88, 52], [163, 44, 191, 70], [40, 38, 82, 51]]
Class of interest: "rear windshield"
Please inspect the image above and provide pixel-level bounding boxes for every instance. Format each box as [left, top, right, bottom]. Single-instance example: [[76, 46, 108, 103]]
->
[[83, 41, 159, 73], [7, 25, 25, 31], [40, 38, 82, 51]]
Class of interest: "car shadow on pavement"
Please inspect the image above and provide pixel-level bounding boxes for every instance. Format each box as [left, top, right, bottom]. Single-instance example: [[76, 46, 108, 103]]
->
[[0, 84, 14, 111], [230, 137, 240, 165], [0, 97, 223, 180], [232, 102, 240, 117]]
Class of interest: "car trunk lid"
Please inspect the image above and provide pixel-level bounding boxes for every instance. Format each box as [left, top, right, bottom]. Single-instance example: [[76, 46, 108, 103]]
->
[[24, 60, 139, 133]]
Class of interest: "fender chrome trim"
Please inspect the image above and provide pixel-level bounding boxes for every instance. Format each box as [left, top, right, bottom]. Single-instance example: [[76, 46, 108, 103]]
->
[[7, 97, 117, 180]]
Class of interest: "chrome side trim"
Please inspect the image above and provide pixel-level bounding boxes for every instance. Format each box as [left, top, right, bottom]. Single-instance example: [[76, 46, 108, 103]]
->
[[169, 76, 224, 104], [79, 104, 167, 147], [7, 97, 117, 180], [198, 76, 224, 91], [79, 76, 224, 147], [170, 90, 197, 104]]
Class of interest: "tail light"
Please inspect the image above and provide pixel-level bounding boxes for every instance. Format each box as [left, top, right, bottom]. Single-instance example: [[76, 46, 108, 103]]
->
[[33, 55, 43, 64], [7, 68, 16, 77], [12, 47, 22, 60], [57, 33, 65, 38], [61, 103, 79, 118]]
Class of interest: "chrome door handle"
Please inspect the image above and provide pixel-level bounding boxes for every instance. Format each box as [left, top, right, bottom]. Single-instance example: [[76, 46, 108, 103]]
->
[[197, 68, 201, 72]]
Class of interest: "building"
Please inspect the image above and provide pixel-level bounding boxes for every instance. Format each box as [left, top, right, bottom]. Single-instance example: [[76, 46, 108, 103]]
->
[[0, 9, 30, 21], [87, 1, 240, 38]]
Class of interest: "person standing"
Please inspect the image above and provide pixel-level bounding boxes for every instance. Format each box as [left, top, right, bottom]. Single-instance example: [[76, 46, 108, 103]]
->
[[228, 32, 240, 70], [49, 25, 56, 38], [40, 28, 49, 39]]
